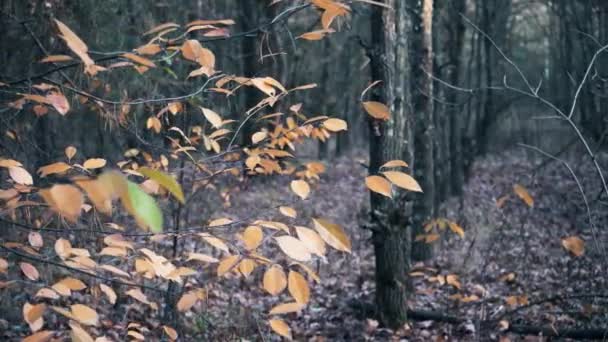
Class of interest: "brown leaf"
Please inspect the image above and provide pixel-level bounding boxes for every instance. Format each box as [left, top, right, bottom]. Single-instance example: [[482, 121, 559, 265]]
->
[[562, 236, 585, 257]]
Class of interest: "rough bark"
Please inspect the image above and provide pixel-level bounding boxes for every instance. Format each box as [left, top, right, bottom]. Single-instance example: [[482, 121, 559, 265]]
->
[[410, 0, 436, 262], [368, 0, 413, 329]]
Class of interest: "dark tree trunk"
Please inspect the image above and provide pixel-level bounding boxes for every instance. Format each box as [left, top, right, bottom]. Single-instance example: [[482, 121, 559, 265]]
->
[[410, 0, 436, 262], [368, 0, 413, 329]]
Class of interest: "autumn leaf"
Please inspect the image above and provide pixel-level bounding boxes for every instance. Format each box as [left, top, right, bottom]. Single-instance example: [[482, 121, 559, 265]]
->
[[290, 179, 310, 200], [562, 236, 584, 257], [263, 265, 287, 296], [138, 167, 185, 204], [513, 184, 534, 208], [288, 270, 310, 304], [365, 175, 392, 198], [312, 218, 351, 253], [242, 226, 263, 250], [362, 101, 390, 120], [39, 184, 84, 222], [322, 118, 348, 132], [275, 236, 312, 262], [382, 171, 422, 192], [268, 319, 292, 340]]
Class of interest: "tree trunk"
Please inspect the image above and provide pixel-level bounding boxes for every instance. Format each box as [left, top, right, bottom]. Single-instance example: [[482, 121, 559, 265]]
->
[[410, 0, 435, 262], [368, 0, 413, 329], [447, 0, 467, 196]]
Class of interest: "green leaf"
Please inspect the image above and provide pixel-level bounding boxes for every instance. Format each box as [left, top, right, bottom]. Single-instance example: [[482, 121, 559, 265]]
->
[[123, 180, 163, 233], [138, 167, 185, 204]]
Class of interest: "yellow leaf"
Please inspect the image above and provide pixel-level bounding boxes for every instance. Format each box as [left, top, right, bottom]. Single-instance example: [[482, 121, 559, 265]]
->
[[269, 302, 305, 315], [279, 206, 297, 218], [176, 290, 199, 312], [295, 226, 326, 257], [54, 238, 72, 259], [268, 319, 292, 340], [208, 217, 233, 227], [55, 277, 87, 291], [381, 160, 408, 168], [298, 29, 335, 41], [242, 226, 263, 250], [187, 252, 219, 263], [135, 44, 162, 56], [54, 19, 96, 72], [99, 284, 117, 304], [23, 330, 55, 342], [263, 265, 287, 296], [146, 116, 162, 133], [74, 178, 113, 215], [447, 221, 465, 238], [9, 166, 33, 185], [513, 184, 534, 208], [122, 53, 156, 68], [70, 304, 98, 326], [362, 101, 390, 120], [82, 158, 106, 170], [64, 146, 77, 160], [312, 218, 351, 253], [562, 236, 585, 257], [425, 233, 440, 243], [37, 162, 71, 177], [39, 55, 73, 63], [163, 326, 178, 341], [322, 118, 348, 132], [35, 288, 60, 300], [138, 167, 185, 204], [199, 233, 230, 252], [143, 22, 180, 36], [446, 274, 461, 289], [275, 236, 312, 262], [217, 254, 240, 276], [0, 158, 22, 168], [25, 303, 46, 323], [69, 321, 94, 342], [252, 131, 268, 144], [382, 171, 422, 192], [365, 175, 392, 198], [39, 184, 83, 222], [288, 270, 310, 304], [290, 179, 310, 200], [201, 107, 223, 129], [238, 258, 257, 278]]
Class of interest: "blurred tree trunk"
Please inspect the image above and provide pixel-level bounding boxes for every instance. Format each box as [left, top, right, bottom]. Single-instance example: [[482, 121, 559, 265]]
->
[[411, 0, 436, 262], [368, 0, 413, 329], [447, 0, 467, 196]]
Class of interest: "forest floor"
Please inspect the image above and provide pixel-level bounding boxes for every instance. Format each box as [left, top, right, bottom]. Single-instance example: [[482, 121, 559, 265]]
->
[[198, 148, 608, 341], [2, 148, 607, 341]]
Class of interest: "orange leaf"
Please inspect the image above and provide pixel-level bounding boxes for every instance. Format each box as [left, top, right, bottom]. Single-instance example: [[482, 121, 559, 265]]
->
[[562, 236, 585, 257], [365, 175, 392, 198], [362, 101, 390, 120], [382, 171, 422, 192]]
